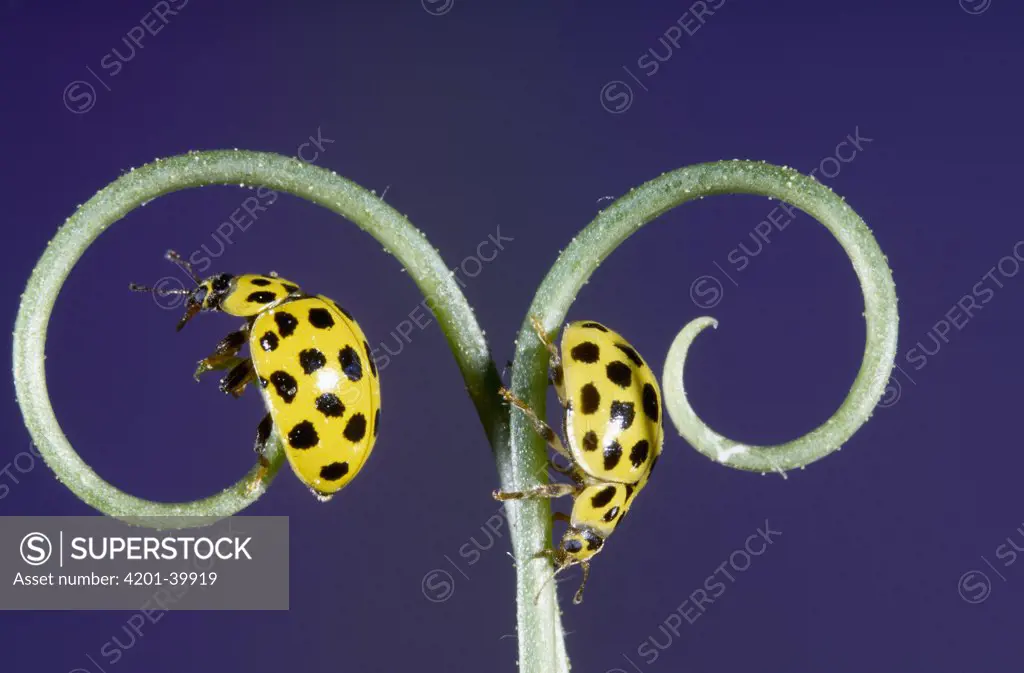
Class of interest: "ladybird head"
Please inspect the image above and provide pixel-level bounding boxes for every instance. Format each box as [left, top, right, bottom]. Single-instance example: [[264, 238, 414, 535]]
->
[[176, 272, 235, 330], [130, 251, 237, 331], [553, 527, 604, 567]]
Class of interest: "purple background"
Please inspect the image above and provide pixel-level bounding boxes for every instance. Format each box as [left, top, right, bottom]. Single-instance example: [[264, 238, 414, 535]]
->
[[2, 1, 1023, 671]]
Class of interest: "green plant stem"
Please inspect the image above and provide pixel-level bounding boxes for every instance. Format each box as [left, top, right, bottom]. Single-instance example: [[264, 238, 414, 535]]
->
[[12, 150, 507, 528], [499, 159, 896, 673]]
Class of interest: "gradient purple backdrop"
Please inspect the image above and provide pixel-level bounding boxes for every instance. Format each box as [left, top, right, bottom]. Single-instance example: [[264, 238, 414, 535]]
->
[[2, 1, 1022, 671]]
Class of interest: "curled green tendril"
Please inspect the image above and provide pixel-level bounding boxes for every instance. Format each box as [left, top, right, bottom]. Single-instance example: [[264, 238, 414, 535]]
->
[[658, 163, 897, 474], [12, 150, 506, 529], [498, 160, 896, 671]]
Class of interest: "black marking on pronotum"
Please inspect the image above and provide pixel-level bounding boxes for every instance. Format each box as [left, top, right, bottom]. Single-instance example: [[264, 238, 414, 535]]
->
[[564, 539, 583, 554], [247, 291, 277, 304], [274, 312, 299, 337], [602, 506, 620, 523], [591, 485, 616, 509]]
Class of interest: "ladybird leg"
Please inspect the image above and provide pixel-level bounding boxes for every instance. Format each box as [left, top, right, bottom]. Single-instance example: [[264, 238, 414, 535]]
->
[[194, 328, 250, 380], [529, 315, 567, 404], [492, 482, 579, 501], [572, 561, 591, 604], [499, 387, 572, 461], [219, 358, 255, 398], [249, 413, 274, 487], [253, 413, 273, 465], [552, 511, 572, 524]]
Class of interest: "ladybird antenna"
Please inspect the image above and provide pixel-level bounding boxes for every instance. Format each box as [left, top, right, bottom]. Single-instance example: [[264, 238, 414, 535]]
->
[[164, 249, 201, 285], [127, 282, 189, 296]]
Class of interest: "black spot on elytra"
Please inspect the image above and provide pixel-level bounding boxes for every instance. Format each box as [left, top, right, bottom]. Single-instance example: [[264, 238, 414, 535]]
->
[[602, 506, 620, 523], [247, 291, 277, 304], [339, 346, 363, 381], [274, 312, 298, 337], [269, 371, 297, 403], [591, 486, 616, 508], [570, 342, 600, 363], [629, 440, 650, 468], [364, 341, 378, 377], [580, 384, 600, 414], [373, 408, 380, 437], [624, 484, 635, 500], [308, 307, 335, 329], [315, 393, 344, 417], [563, 539, 583, 554], [281, 283, 299, 294], [580, 322, 608, 332], [250, 278, 271, 287], [615, 343, 644, 368], [259, 331, 279, 352], [332, 301, 354, 320], [642, 383, 659, 422], [344, 413, 367, 442], [287, 420, 318, 449], [606, 361, 632, 388], [582, 431, 598, 452], [603, 441, 623, 471], [258, 377, 268, 389], [609, 401, 635, 430], [319, 462, 349, 481], [299, 348, 327, 374]]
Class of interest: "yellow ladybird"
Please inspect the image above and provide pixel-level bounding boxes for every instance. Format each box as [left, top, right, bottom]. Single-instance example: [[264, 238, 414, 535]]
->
[[132, 251, 380, 501], [494, 317, 662, 603]]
